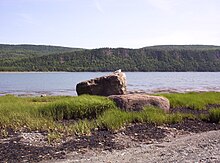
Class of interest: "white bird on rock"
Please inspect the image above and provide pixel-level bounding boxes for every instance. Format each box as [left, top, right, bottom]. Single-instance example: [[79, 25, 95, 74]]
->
[[114, 69, 121, 73]]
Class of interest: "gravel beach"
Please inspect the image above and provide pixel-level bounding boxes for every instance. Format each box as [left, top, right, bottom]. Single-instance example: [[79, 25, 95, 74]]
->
[[49, 130, 220, 163]]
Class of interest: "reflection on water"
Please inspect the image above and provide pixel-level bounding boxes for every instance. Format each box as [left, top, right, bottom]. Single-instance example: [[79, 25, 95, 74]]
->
[[0, 72, 220, 96]]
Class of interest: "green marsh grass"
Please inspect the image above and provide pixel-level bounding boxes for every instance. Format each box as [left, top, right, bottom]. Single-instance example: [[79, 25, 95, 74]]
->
[[0, 95, 54, 131], [162, 92, 220, 110], [1, 92, 219, 139], [97, 108, 133, 130], [39, 95, 116, 120], [208, 108, 220, 123], [0, 95, 116, 137], [96, 107, 190, 131]]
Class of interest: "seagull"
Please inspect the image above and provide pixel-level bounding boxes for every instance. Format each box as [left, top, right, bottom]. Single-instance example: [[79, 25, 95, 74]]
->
[[114, 69, 121, 73]]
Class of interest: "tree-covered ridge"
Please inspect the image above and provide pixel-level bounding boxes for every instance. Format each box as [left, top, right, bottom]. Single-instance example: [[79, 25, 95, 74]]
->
[[0, 45, 220, 71], [0, 44, 83, 59]]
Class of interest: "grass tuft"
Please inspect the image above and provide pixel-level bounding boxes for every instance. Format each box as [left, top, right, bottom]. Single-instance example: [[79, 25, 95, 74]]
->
[[97, 108, 133, 131], [208, 108, 220, 123], [47, 131, 61, 144]]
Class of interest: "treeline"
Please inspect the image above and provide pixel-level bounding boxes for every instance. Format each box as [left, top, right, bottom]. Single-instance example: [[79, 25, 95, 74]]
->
[[0, 44, 220, 71]]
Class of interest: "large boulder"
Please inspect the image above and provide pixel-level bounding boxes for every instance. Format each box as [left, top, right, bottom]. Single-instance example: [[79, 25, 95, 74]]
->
[[109, 94, 170, 112], [76, 71, 127, 96]]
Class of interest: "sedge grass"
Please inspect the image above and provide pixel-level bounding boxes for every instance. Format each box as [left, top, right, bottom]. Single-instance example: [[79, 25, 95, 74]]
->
[[161, 92, 220, 110], [0, 93, 219, 139], [96, 107, 191, 131], [39, 95, 116, 120], [0, 95, 54, 131], [208, 108, 220, 123], [0, 95, 116, 137]]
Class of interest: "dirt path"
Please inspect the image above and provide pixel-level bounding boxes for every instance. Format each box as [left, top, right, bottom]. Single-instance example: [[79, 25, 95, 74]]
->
[[48, 130, 220, 163]]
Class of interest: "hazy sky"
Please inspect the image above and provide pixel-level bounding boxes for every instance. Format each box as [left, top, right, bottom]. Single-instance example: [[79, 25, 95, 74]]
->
[[1, 0, 220, 48]]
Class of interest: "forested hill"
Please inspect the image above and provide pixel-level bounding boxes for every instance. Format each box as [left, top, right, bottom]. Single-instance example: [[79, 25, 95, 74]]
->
[[0, 44, 83, 59], [0, 44, 220, 71]]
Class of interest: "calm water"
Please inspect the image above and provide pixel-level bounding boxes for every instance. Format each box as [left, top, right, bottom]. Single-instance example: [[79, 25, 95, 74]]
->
[[0, 72, 220, 96]]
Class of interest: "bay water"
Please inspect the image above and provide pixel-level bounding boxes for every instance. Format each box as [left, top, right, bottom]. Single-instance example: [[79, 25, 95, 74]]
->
[[0, 72, 220, 96]]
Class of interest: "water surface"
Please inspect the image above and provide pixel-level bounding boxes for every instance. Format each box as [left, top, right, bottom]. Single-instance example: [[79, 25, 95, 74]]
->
[[0, 72, 220, 96]]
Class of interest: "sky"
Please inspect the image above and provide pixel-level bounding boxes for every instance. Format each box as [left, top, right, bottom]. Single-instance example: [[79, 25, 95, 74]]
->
[[0, 0, 220, 49]]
